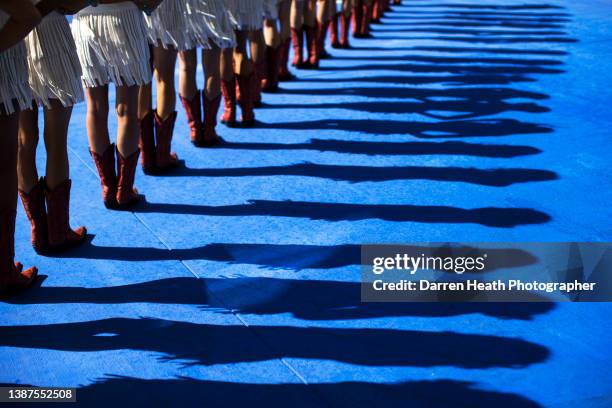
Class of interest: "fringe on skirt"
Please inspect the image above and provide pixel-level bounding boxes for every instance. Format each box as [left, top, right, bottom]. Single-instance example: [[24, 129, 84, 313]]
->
[[188, 0, 236, 49], [71, 3, 152, 88], [145, 0, 198, 51], [25, 12, 84, 108], [225, 0, 265, 30], [0, 12, 31, 115]]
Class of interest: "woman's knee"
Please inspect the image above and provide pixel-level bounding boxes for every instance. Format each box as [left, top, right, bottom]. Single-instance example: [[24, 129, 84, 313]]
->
[[115, 101, 136, 120]]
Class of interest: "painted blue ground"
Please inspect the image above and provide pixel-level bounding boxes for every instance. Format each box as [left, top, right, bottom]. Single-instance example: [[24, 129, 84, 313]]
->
[[2, 0, 612, 406]]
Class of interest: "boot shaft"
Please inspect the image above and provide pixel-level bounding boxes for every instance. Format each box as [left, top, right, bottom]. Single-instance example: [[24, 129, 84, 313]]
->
[[154, 111, 177, 154], [89, 143, 117, 207], [236, 73, 255, 125], [203, 93, 221, 131], [340, 13, 350, 47], [179, 92, 203, 143], [115, 147, 140, 206], [18, 179, 47, 251], [139, 110, 156, 170], [221, 78, 237, 125], [45, 179, 71, 247], [305, 25, 319, 67], [330, 14, 339, 45], [291, 28, 304, 66], [0, 207, 16, 275]]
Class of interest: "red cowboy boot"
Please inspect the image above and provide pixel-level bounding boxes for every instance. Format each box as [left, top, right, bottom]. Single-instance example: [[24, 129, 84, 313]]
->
[[236, 72, 255, 127], [278, 38, 294, 81], [89, 143, 118, 209], [291, 27, 305, 67], [372, 0, 381, 22], [180, 92, 203, 145], [361, 3, 373, 37], [45, 179, 87, 251], [330, 14, 340, 48], [0, 208, 38, 296], [305, 25, 319, 69], [115, 147, 140, 208], [18, 178, 47, 253], [154, 111, 179, 171], [351, 5, 362, 36], [139, 110, 156, 174], [221, 77, 237, 127], [253, 58, 265, 107], [262, 45, 279, 92], [318, 20, 331, 59], [200, 93, 223, 147], [340, 13, 351, 48]]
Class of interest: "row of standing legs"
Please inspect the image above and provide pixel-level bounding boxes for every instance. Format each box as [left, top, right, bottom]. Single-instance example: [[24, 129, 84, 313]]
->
[[0, 0, 403, 295]]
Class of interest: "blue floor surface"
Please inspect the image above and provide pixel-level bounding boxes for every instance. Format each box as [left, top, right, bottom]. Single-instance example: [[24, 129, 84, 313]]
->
[[2, 0, 612, 406]]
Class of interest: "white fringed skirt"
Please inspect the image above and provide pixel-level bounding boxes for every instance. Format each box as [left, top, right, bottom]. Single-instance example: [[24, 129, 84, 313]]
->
[[225, 0, 264, 30], [0, 12, 32, 115], [71, 3, 151, 88], [145, 0, 198, 51], [188, 0, 236, 49], [25, 12, 84, 108]]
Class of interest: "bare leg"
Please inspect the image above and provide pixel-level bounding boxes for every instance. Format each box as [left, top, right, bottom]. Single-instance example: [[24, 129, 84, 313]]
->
[[0, 112, 19, 212], [264, 17, 280, 48], [138, 83, 152, 120], [202, 46, 221, 99], [154, 45, 178, 119], [85, 85, 111, 155], [201, 46, 223, 143], [0, 110, 37, 293], [249, 28, 265, 66], [178, 49, 198, 100], [17, 104, 39, 193], [43, 99, 72, 189], [291, 0, 304, 29], [234, 30, 252, 76], [115, 85, 140, 158]]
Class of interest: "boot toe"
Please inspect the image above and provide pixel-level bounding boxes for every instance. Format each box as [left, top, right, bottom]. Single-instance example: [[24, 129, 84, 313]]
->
[[0, 265, 38, 296], [69, 226, 87, 243], [21, 266, 38, 283]]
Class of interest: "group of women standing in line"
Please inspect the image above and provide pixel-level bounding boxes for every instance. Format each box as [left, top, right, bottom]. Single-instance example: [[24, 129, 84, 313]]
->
[[0, 0, 400, 296]]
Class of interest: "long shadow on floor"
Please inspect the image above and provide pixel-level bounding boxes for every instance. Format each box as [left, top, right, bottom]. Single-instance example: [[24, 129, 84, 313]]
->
[[128, 200, 550, 227], [278, 86, 550, 100], [256, 118, 552, 137], [7, 276, 555, 321], [21, 377, 543, 407], [371, 27, 567, 36], [48, 242, 539, 272], [319, 61, 564, 74], [263, 100, 550, 119], [392, 3, 563, 11], [369, 35, 575, 44], [295, 73, 537, 86], [0, 317, 550, 368], [349, 46, 568, 55], [318, 54, 564, 65], [219, 139, 542, 158], [374, 21, 565, 29], [165, 162, 557, 187]]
